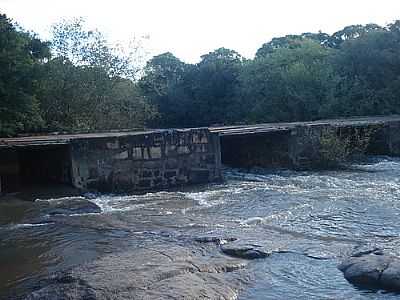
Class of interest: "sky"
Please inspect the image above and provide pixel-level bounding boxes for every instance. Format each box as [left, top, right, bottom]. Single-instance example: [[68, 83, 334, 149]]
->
[[1, 0, 400, 63]]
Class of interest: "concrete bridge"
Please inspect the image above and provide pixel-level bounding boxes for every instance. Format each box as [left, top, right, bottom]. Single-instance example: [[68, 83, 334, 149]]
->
[[1, 116, 400, 194]]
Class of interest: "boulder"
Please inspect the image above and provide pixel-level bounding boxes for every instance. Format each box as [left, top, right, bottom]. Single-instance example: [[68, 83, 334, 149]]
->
[[221, 241, 271, 259], [338, 251, 400, 291], [45, 198, 101, 216]]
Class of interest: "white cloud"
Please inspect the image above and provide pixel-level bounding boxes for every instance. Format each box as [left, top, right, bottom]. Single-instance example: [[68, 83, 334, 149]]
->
[[1, 0, 400, 63]]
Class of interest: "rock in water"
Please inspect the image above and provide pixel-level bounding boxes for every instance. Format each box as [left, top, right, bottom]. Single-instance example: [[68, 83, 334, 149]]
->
[[221, 241, 271, 259], [338, 252, 400, 291], [45, 198, 101, 216], [194, 236, 237, 245]]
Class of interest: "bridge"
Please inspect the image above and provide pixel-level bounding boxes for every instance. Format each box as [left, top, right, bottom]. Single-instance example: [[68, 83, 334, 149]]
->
[[1, 116, 400, 194]]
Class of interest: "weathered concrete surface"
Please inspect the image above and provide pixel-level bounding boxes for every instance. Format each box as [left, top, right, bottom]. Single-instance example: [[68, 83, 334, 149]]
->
[[0, 128, 222, 194], [214, 115, 400, 169], [70, 128, 222, 192], [339, 251, 400, 292], [210, 115, 400, 137], [26, 244, 249, 300]]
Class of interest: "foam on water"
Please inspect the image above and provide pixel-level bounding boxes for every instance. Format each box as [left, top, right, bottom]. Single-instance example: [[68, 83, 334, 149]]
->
[[89, 195, 155, 213], [11, 222, 54, 229], [35, 196, 86, 202], [184, 190, 224, 207], [183, 186, 249, 210], [87, 190, 190, 213]]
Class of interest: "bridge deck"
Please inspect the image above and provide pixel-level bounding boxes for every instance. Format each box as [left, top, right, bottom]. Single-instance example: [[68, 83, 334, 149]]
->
[[210, 115, 400, 136], [0, 129, 164, 148], [1, 115, 400, 148]]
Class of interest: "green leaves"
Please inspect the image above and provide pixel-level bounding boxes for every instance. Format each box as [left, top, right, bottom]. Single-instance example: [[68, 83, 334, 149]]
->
[[139, 48, 244, 127], [2, 14, 400, 136], [0, 15, 154, 136], [50, 18, 142, 79], [0, 14, 49, 136], [239, 40, 336, 122]]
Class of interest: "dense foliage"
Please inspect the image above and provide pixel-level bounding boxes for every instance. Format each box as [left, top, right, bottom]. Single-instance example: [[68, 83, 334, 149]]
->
[[140, 22, 400, 127], [0, 14, 50, 135], [1, 14, 400, 136], [0, 15, 154, 135]]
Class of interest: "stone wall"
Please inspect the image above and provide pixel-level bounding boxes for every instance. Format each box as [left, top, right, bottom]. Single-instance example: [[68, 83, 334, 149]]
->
[[70, 128, 222, 192]]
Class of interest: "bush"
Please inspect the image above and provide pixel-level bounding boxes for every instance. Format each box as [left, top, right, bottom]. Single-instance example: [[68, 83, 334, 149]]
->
[[318, 127, 375, 168]]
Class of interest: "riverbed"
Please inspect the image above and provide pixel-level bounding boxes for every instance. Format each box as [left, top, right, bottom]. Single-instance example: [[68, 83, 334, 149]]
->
[[1, 156, 400, 299]]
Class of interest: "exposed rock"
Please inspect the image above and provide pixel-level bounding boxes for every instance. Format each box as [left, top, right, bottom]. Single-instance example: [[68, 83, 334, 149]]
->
[[44, 198, 101, 216], [221, 241, 271, 259], [303, 247, 337, 260], [350, 244, 383, 257], [26, 244, 248, 299], [338, 252, 400, 291], [26, 276, 96, 300], [194, 236, 237, 245]]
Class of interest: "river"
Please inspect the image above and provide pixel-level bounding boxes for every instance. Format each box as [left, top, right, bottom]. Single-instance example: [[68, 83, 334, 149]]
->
[[1, 156, 400, 299]]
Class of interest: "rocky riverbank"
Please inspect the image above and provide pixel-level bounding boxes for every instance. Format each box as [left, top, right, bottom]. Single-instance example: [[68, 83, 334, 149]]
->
[[26, 239, 250, 300]]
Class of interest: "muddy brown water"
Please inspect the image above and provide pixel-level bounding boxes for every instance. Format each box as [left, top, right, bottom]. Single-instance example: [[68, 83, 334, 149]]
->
[[2, 156, 400, 299]]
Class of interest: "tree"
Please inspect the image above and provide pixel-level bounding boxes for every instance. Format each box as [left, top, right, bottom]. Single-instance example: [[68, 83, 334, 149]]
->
[[36, 18, 155, 132], [330, 24, 384, 48], [50, 18, 142, 79], [330, 25, 400, 116], [256, 33, 332, 58], [0, 14, 50, 136], [240, 40, 337, 122], [140, 48, 245, 127], [3, 15, 400, 135], [139, 52, 190, 127], [190, 48, 244, 125]]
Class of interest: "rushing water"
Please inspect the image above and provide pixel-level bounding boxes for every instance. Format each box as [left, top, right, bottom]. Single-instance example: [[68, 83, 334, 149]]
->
[[2, 156, 400, 299]]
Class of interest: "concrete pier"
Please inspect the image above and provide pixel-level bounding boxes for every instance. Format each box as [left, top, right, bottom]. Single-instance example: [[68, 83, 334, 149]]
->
[[0, 128, 221, 194]]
